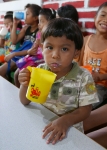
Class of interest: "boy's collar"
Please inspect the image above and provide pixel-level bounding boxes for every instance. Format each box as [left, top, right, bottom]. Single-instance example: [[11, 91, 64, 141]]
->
[[65, 62, 79, 80], [44, 62, 79, 81]]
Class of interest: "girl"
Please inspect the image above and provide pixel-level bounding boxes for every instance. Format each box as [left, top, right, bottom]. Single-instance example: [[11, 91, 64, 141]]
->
[[0, 4, 41, 79], [0, 11, 22, 63], [78, 2, 107, 109], [14, 8, 56, 87]]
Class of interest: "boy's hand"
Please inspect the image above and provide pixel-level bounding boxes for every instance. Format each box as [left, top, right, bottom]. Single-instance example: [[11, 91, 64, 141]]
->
[[42, 116, 70, 145], [92, 71, 100, 82], [4, 53, 15, 62], [18, 68, 31, 86]]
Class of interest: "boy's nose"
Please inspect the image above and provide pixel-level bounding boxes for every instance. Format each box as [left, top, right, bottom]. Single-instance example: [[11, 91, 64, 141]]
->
[[52, 51, 60, 59]]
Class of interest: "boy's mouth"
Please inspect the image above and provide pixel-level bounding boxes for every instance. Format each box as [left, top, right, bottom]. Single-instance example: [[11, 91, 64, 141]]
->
[[50, 63, 61, 68]]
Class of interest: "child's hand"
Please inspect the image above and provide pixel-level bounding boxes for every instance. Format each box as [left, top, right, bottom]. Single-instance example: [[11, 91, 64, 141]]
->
[[27, 47, 38, 55], [42, 116, 69, 145], [27, 39, 40, 55], [4, 53, 15, 62], [18, 68, 31, 86], [7, 22, 13, 31], [13, 18, 21, 26], [92, 71, 100, 82]]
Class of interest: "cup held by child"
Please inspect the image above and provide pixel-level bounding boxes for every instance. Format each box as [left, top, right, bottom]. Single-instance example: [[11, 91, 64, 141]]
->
[[13, 11, 26, 20], [26, 66, 56, 104], [0, 27, 8, 38]]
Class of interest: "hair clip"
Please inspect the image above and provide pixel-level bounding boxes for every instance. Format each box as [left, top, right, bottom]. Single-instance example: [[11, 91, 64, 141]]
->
[[50, 8, 54, 14]]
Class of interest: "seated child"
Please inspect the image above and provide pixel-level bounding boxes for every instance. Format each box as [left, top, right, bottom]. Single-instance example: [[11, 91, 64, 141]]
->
[[0, 4, 41, 79], [0, 11, 22, 63], [77, 2, 107, 109], [14, 8, 56, 87], [18, 18, 99, 145]]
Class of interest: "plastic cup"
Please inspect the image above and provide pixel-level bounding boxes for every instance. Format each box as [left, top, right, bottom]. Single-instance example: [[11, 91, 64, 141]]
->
[[26, 66, 56, 104], [0, 55, 5, 63], [0, 27, 8, 38], [81, 65, 92, 73], [13, 11, 26, 20]]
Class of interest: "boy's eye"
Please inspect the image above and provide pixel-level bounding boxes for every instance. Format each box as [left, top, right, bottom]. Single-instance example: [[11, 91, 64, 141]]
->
[[46, 46, 53, 50], [62, 47, 68, 52], [101, 14, 105, 17]]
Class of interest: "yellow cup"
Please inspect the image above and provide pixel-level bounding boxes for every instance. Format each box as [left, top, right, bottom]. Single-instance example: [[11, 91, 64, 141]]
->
[[26, 66, 56, 104]]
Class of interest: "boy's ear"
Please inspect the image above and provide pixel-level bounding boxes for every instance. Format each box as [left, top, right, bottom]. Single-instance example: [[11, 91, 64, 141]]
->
[[74, 50, 80, 59]]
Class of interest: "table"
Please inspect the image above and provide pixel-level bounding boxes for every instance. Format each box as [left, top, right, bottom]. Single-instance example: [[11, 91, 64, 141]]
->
[[0, 76, 105, 150]]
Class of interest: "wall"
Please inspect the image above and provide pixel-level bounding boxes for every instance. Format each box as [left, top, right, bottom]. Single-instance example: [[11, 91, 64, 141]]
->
[[0, 0, 107, 35], [42, 0, 107, 35]]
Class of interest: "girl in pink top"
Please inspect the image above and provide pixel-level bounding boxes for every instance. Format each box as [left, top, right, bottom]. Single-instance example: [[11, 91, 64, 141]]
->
[[78, 2, 107, 109], [15, 8, 56, 87]]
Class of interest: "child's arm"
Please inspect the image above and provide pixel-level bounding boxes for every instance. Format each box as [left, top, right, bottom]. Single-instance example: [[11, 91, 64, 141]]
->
[[42, 104, 92, 145], [11, 19, 27, 44], [4, 50, 28, 62], [83, 104, 107, 132]]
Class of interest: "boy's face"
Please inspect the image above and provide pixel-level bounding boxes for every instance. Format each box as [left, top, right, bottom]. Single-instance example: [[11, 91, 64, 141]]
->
[[43, 36, 78, 75], [38, 15, 48, 31]]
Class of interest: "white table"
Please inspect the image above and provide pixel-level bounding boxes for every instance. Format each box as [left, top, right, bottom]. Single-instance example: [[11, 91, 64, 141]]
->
[[0, 76, 105, 150]]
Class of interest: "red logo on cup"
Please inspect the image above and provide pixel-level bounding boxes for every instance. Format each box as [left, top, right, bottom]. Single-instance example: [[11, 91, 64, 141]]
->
[[30, 84, 41, 99]]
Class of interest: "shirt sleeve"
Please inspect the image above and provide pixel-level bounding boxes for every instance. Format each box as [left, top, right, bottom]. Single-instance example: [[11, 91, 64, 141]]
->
[[79, 70, 99, 106]]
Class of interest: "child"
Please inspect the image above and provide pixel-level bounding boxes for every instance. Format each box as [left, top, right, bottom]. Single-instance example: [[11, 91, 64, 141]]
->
[[0, 4, 41, 78], [14, 8, 56, 87], [77, 2, 107, 109], [19, 18, 99, 144], [83, 104, 107, 148], [0, 11, 22, 63], [57, 4, 79, 24]]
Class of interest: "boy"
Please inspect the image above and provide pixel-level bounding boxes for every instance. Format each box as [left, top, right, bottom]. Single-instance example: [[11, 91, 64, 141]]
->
[[19, 18, 99, 145]]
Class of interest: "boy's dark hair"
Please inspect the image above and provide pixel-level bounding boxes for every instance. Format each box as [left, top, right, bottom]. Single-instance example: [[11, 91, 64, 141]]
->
[[96, 2, 107, 15], [57, 5, 79, 24], [42, 18, 83, 50], [39, 8, 56, 21], [25, 3, 41, 17]]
